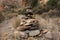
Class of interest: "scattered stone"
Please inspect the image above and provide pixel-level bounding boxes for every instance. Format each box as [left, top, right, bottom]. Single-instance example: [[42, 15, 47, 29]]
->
[[29, 30, 40, 37], [45, 31, 52, 39]]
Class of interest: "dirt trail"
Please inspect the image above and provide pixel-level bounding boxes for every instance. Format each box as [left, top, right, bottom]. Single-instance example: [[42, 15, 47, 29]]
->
[[0, 18, 15, 40]]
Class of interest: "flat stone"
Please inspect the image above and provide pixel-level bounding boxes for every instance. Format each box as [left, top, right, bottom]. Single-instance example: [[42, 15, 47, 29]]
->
[[24, 19, 38, 26], [43, 29, 48, 34], [29, 30, 40, 36], [16, 25, 30, 31]]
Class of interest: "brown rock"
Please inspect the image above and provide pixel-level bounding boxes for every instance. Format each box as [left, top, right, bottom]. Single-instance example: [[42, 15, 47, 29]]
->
[[43, 29, 48, 34], [16, 25, 30, 31]]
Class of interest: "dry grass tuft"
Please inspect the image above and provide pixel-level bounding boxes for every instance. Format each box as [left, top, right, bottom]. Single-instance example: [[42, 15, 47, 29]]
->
[[11, 17, 20, 29]]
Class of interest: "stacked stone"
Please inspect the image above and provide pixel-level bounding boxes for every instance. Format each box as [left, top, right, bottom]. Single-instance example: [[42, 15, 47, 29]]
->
[[14, 8, 42, 40]]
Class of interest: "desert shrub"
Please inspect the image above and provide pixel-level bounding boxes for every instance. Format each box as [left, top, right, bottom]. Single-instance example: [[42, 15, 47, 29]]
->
[[47, 0, 60, 9]]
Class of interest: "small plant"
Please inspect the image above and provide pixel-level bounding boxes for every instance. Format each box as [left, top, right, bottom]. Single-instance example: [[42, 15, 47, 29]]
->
[[12, 17, 20, 28]]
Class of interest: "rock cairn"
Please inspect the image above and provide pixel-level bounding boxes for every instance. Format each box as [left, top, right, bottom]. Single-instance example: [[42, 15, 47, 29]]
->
[[13, 7, 48, 40]]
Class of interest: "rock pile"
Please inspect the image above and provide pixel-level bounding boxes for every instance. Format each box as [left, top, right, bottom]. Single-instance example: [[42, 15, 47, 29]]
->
[[13, 8, 48, 40], [16, 14, 41, 37]]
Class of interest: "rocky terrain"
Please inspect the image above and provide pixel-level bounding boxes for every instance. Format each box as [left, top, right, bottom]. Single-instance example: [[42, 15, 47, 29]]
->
[[0, 0, 60, 40], [0, 11, 60, 40]]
